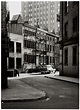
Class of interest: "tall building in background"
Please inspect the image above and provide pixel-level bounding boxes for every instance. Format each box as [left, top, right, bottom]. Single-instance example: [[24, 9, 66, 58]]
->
[[21, 1, 60, 34]]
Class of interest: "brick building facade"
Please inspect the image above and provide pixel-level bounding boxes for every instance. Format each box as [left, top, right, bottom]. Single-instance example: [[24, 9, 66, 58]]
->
[[59, 2, 79, 77], [23, 23, 59, 70]]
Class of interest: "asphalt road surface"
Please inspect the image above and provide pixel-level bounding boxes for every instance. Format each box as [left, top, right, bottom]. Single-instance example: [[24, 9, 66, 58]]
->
[[2, 74, 79, 109]]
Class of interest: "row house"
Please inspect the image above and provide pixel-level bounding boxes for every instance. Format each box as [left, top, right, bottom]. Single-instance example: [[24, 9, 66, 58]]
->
[[22, 23, 36, 70], [8, 14, 59, 72], [8, 14, 23, 72], [23, 22, 59, 70]]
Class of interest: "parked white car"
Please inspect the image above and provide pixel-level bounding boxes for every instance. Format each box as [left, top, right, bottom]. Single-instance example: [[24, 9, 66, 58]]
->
[[46, 65, 56, 74]]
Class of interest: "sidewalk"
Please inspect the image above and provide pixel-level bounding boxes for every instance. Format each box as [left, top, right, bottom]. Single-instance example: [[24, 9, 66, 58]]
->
[[1, 78, 47, 102], [45, 73, 79, 84]]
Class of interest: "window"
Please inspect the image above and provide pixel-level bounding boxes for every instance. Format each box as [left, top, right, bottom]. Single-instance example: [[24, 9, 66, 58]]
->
[[65, 1, 68, 14], [27, 40, 35, 49], [36, 43, 39, 50], [29, 4, 31, 7], [24, 54, 35, 63], [58, 3, 60, 7], [51, 10, 52, 13], [9, 58, 14, 69], [24, 53, 27, 62], [65, 22, 68, 37], [72, 46, 77, 65], [58, 24, 60, 27], [32, 55, 35, 63], [48, 37, 49, 40], [58, 9, 60, 12], [16, 42, 21, 53], [27, 40, 30, 48], [53, 57, 55, 63], [73, 16, 79, 32], [45, 44, 47, 51], [46, 56, 49, 64], [24, 39, 27, 48], [50, 37, 52, 41], [31, 41, 35, 49], [50, 57, 52, 63], [48, 45, 49, 51], [9, 41, 14, 52], [47, 20, 48, 24], [53, 46, 54, 51], [44, 21, 45, 24], [50, 45, 52, 51], [16, 58, 21, 68], [39, 43, 41, 49], [64, 48, 68, 65], [40, 21, 42, 24]]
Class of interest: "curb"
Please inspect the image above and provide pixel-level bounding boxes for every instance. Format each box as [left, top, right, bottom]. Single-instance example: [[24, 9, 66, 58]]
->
[[1, 92, 47, 103], [45, 76, 79, 84]]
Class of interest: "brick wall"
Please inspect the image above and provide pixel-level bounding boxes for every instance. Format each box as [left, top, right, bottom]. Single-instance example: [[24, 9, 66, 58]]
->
[[60, 2, 79, 77]]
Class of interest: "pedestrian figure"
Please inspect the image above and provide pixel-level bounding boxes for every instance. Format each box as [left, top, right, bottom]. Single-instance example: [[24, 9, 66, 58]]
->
[[14, 69, 19, 77]]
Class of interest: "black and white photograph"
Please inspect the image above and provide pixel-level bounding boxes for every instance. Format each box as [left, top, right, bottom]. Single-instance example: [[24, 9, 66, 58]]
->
[[1, 1, 79, 109]]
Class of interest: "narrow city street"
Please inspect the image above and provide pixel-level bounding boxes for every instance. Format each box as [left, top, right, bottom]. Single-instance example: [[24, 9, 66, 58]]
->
[[2, 74, 79, 109], [1, 1, 79, 109]]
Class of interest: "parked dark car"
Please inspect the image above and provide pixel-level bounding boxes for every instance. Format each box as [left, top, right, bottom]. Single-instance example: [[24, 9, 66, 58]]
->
[[27, 65, 50, 74]]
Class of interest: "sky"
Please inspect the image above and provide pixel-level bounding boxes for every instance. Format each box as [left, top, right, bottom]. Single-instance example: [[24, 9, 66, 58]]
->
[[8, 1, 21, 20]]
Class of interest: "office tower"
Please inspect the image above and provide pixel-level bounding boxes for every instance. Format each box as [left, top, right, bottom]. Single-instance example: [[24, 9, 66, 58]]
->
[[21, 1, 60, 33]]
